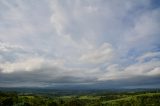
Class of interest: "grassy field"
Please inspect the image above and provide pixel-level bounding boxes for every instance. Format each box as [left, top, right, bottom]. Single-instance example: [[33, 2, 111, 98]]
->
[[0, 89, 160, 106], [102, 93, 160, 106]]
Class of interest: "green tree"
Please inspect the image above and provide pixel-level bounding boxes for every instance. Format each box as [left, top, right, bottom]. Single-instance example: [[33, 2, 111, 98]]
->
[[47, 101, 58, 106]]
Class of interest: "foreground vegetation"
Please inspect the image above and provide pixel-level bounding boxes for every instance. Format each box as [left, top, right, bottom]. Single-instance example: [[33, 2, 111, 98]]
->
[[0, 89, 160, 106]]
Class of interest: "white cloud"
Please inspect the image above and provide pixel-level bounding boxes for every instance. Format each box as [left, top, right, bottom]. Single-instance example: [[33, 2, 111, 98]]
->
[[98, 59, 160, 81], [147, 67, 160, 76], [0, 42, 24, 52], [0, 58, 43, 73], [123, 7, 160, 52], [136, 52, 160, 62], [80, 43, 114, 64], [0, 57, 65, 73]]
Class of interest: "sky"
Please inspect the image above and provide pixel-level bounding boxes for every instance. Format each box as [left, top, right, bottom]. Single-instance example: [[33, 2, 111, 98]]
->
[[0, 0, 160, 88]]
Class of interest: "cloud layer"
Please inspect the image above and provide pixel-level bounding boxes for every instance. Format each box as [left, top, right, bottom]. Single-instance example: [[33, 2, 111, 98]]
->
[[0, 0, 160, 88]]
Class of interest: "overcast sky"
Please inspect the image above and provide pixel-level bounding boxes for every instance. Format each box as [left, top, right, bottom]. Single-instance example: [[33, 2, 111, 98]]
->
[[0, 0, 160, 88]]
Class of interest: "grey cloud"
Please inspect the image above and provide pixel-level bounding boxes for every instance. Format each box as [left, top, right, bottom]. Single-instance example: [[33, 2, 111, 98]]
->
[[0, 57, 99, 87]]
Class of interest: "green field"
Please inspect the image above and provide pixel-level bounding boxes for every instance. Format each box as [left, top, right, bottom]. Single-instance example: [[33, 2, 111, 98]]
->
[[102, 93, 160, 106], [0, 89, 160, 106]]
